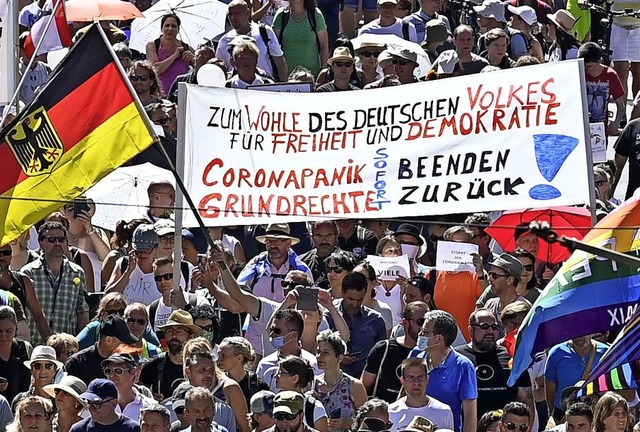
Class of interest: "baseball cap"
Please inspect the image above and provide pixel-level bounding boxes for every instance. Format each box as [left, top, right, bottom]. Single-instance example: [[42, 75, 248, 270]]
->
[[182, 228, 208, 254], [273, 391, 304, 415], [100, 315, 139, 345], [378, 0, 398, 5], [507, 5, 537, 25], [251, 390, 276, 415], [132, 224, 158, 252], [80, 379, 118, 403], [101, 353, 137, 369], [491, 253, 524, 283], [425, 20, 449, 44]]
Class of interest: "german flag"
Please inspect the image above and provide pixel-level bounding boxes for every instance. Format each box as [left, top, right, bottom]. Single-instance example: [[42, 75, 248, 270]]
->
[[0, 24, 157, 246]]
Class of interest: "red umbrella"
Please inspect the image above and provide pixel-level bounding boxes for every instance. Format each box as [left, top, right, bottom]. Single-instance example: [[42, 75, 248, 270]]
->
[[485, 207, 593, 264]]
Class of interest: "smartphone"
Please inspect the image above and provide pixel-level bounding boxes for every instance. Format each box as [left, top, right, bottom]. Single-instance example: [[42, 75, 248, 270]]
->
[[197, 254, 207, 270], [73, 198, 92, 218], [296, 286, 319, 311], [329, 408, 342, 419]]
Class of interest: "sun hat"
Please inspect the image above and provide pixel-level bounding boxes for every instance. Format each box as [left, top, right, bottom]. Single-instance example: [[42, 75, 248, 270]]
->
[[255, 223, 300, 245]]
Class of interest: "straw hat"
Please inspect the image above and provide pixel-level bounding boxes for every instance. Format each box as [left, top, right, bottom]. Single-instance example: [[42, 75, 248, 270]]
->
[[328, 47, 355, 65], [547, 9, 576, 35], [255, 223, 300, 245], [24, 346, 64, 370], [157, 310, 202, 335]]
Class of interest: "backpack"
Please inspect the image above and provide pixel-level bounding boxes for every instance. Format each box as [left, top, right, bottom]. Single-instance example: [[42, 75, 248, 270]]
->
[[304, 394, 318, 428], [401, 20, 411, 41], [258, 23, 281, 79], [278, 8, 321, 54], [8, 271, 27, 308]]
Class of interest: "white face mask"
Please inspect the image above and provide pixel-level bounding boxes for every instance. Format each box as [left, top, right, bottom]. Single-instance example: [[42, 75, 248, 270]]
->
[[416, 335, 429, 351], [401, 244, 420, 259]]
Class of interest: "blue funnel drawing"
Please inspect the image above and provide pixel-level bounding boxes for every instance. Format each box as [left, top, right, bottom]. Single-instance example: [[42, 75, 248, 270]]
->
[[529, 134, 579, 201]]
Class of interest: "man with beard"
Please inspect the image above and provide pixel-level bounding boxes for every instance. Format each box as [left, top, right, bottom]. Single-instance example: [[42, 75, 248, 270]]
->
[[183, 387, 229, 432], [455, 309, 534, 423], [237, 223, 313, 303], [299, 221, 346, 289], [264, 391, 319, 432], [483, 253, 529, 330], [139, 310, 201, 401]]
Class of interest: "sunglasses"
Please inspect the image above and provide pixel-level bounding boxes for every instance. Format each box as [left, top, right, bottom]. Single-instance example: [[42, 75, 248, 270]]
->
[[471, 323, 500, 331], [274, 412, 301, 421], [33, 362, 56, 371], [154, 273, 173, 282], [105, 308, 125, 316], [282, 280, 310, 288], [523, 264, 535, 271], [488, 272, 510, 280], [411, 317, 426, 326], [326, 266, 344, 274], [129, 75, 150, 82], [103, 367, 132, 376], [392, 59, 410, 66], [85, 398, 114, 409], [595, 180, 607, 187], [175, 406, 185, 415], [54, 389, 72, 397], [359, 51, 380, 58], [0, 249, 11, 256], [126, 317, 147, 326], [504, 423, 529, 432], [44, 236, 67, 243], [269, 327, 284, 335], [333, 61, 354, 68]]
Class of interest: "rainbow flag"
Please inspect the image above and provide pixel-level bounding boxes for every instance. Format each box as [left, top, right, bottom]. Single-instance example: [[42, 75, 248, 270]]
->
[[508, 197, 640, 386], [578, 363, 640, 397], [0, 24, 156, 245]]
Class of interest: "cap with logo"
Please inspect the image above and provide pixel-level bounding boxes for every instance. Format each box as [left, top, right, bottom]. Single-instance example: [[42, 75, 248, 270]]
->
[[80, 378, 118, 403], [132, 224, 158, 252]]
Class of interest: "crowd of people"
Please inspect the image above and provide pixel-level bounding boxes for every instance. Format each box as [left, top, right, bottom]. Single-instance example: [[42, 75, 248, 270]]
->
[[3, 0, 640, 430]]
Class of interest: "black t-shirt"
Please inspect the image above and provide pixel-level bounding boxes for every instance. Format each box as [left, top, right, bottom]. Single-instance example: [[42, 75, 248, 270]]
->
[[0, 340, 31, 403], [69, 415, 140, 432], [455, 344, 531, 418], [363, 338, 412, 403], [238, 371, 270, 410], [316, 82, 361, 92], [614, 119, 640, 199], [338, 226, 378, 259], [65, 344, 107, 386], [139, 354, 185, 400]]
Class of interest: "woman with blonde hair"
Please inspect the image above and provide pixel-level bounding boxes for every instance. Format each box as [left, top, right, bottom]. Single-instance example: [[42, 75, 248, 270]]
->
[[593, 392, 630, 432], [42, 375, 86, 432], [217, 336, 269, 409], [46, 333, 79, 363], [75, 293, 128, 350], [7, 396, 53, 432]]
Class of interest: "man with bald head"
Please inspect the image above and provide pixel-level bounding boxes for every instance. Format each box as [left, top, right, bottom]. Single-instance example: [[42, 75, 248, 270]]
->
[[145, 180, 175, 223], [167, 46, 215, 102], [216, 0, 288, 81]]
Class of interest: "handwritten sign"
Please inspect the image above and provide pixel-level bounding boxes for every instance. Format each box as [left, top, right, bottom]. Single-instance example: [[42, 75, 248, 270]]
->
[[180, 61, 591, 226], [590, 122, 606, 163], [367, 255, 411, 281], [436, 241, 479, 272]]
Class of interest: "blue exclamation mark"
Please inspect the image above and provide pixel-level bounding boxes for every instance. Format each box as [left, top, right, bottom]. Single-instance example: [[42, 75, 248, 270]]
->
[[529, 134, 579, 200]]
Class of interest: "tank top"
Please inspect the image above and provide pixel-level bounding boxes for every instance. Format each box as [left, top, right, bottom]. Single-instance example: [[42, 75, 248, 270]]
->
[[314, 372, 356, 430], [121, 260, 161, 304], [85, 251, 103, 292], [157, 42, 190, 97]]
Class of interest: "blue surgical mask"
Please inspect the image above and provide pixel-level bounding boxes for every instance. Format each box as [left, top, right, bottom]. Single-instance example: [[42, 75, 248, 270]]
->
[[416, 335, 429, 351], [270, 335, 286, 349]]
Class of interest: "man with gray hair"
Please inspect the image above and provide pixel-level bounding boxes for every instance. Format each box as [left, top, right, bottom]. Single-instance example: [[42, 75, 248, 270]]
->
[[184, 387, 230, 432], [141, 404, 171, 432]]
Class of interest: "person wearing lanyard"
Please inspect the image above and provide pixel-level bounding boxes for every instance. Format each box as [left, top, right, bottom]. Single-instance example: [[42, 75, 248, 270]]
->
[[21, 221, 90, 346]]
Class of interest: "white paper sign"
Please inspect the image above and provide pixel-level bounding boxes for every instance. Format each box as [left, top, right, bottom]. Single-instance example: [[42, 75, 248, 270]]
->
[[181, 61, 591, 227], [248, 82, 313, 93], [367, 255, 411, 281], [590, 122, 606, 163], [436, 241, 479, 272]]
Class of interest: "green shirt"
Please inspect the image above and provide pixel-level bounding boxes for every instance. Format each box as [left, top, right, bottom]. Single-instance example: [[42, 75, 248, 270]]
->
[[273, 8, 326, 75]]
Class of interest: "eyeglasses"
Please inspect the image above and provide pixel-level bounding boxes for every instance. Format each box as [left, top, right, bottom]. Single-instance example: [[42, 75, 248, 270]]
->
[[523, 264, 535, 271], [326, 266, 344, 274], [103, 367, 132, 376], [32, 362, 56, 371], [129, 75, 150, 82], [44, 236, 67, 243], [392, 59, 411, 66], [159, 235, 175, 243], [488, 272, 510, 280], [174, 406, 185, 415], [471, 323, 500, 331], [334, 61, 354, 68], [504, 423, 529, 432], [0, 249, 11, 256], [85, 398, 114, 409], [274, 412, 301, 421], [105, 308, 125, 316], [410, 317, 426, 326], [403, 374, 428, 383], [269, 326, 284, 335], [359, 51, 380, 58], [595, 180, 607, 187], [265, 238, 287, 245], [126, 317, 147, 326], [54, 389, 72, 397], [154, 273, 174, 282], [164, 328, 190, 336], [282, 280, 311, 288]]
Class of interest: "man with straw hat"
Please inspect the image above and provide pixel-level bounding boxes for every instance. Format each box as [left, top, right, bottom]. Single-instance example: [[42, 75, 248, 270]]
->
[[317, 48, 360, 92], [139, 310, 201, 401]]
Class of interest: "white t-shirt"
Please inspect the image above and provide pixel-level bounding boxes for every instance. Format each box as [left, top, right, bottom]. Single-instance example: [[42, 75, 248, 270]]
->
[[388, 396, 454, 432], [216, 22, 284, 77], [118, 259, 161, 304], [256, 349, 320, 392], [374, 283, 403, 326], [358, 18, 418, 43]]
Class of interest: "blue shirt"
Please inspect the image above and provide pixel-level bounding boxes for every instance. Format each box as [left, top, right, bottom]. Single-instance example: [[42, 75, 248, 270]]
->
[[76, 321, 161, 351], [426, 350, 478, 432], [326, 300, 386, 377], [69, 415, 140, 432], [545, 341, 608, 409]]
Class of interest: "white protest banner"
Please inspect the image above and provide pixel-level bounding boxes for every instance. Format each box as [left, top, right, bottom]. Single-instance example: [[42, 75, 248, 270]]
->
[[367, 255, 411, 281], [181, 61, 591, 227], [590, 122, 606, 163], [436, 241, 479, 272], [248, 82, 313, 93]]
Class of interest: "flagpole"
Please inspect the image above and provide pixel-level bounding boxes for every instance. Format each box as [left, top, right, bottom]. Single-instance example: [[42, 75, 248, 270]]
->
[[0, 0, 63, 127]]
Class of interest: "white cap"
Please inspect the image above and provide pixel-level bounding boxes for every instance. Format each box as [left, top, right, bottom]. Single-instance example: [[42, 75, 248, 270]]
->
[[508, 4, 537, 25]]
